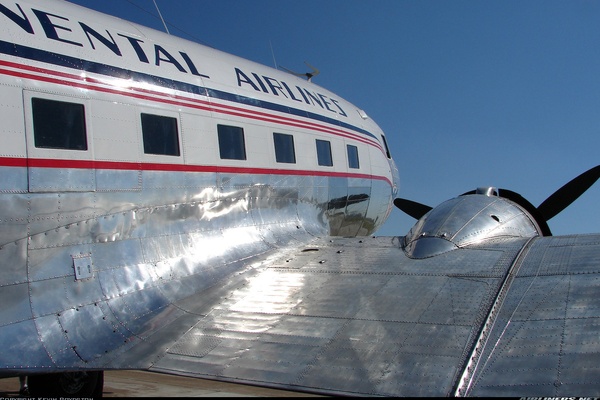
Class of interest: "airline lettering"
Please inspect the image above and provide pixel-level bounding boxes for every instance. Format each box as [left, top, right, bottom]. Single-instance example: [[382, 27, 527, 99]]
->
[[0, 2, 209, 78], [235, 67, 348, 117]]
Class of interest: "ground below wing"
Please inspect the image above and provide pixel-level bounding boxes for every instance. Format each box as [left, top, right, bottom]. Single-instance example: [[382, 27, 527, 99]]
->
[[133, 234, 600, 397], [0, 370, 319, 397]]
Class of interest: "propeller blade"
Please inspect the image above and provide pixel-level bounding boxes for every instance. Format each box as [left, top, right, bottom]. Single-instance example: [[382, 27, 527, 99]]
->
[[537, 165, 600, 222], [394, 198, 432, 220]]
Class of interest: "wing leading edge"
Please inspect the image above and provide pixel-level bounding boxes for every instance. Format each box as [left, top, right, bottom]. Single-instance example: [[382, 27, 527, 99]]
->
[[133, 234, 600, 396]]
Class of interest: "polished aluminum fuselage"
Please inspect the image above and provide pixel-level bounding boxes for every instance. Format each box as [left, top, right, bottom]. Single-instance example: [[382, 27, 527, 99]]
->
[[0, 0, 397, 373]]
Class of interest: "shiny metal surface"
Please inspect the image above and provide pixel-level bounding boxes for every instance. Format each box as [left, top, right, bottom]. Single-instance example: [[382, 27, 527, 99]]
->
[[4, 166, 600, 396], [138, 234, 600, 397], [465, 234, 600, 396], [403, 194, 541, 259], [0, 166, 387, 370]]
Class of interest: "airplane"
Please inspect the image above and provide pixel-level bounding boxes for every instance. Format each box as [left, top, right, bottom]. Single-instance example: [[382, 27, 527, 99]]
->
[[0, 0, 599, 397]]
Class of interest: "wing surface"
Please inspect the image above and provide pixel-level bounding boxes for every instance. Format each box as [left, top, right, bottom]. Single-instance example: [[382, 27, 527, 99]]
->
[[130, 234, 600, 396], [464, 234, 600, 396]]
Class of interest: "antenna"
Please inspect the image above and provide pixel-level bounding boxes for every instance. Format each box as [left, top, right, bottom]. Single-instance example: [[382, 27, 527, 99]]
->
[[152, 0, 170, 34], [269, 40, 278, 69]]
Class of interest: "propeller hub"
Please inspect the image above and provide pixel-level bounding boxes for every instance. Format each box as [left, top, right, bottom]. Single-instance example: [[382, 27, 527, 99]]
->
[[476, 187, 498, 196]]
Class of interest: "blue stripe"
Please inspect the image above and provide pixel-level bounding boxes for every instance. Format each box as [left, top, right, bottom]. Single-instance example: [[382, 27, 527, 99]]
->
[[0, 40, 378, 141]]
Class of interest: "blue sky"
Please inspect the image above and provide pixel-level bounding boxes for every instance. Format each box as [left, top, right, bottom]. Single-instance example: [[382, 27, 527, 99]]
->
[[68, 0, 600, 237]]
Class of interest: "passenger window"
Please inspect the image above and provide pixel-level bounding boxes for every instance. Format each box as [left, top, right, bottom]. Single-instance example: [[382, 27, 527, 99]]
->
[[316, 139, 333, 167], [32, 98, 87, 150], [218, 124, 246, 160], [347, 144, 360, 169], [273, 132, 296, 164], [141, 113, 180, 156]]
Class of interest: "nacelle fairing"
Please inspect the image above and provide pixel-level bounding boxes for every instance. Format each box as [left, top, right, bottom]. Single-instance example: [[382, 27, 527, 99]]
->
[[398, 166, 600, 259], [403, 188, 542, 259]]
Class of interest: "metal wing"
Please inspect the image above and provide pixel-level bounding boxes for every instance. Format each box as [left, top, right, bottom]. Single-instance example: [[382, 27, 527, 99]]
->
[[130, 234, 600, 396]]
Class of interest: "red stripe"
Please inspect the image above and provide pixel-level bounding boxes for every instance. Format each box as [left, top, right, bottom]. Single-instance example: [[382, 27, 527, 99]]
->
[[0, 157, 392, 186], [0, 157, 27, 167]]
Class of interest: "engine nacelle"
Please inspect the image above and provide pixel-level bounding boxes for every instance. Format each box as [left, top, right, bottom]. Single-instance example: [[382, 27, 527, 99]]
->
[[403, 188, 543, 259]]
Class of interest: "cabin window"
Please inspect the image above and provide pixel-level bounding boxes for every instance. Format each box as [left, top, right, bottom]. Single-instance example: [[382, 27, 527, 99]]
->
[[273, 132, 296, 164], [381, 134, 392, 159], [141, 113, 180, 156], [347, 144, 360, 169], [316, 139, 333, 166], [218, 124, 246, 160], [32, 98, 87, 150]]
